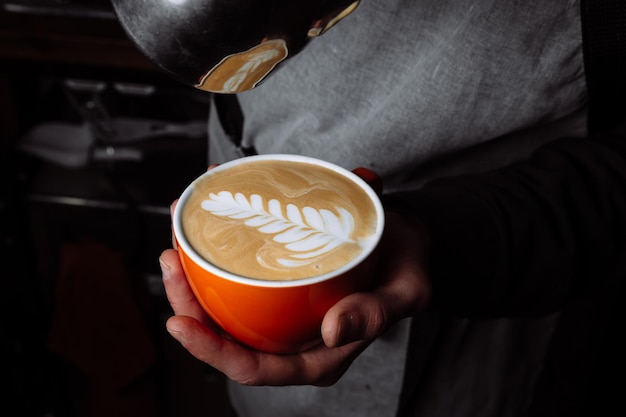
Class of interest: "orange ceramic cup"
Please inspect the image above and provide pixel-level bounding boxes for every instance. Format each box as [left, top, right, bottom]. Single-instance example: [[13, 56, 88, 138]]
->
[[172, 155, 385, 354]]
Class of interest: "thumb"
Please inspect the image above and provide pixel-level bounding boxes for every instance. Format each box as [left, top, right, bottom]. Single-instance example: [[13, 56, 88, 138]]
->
[[321, 212, 431, 348], [321, 292, 393, 348]]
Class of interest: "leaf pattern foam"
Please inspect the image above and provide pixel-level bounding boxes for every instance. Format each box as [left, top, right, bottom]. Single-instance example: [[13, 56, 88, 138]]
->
[[200, 191, 357, 267]]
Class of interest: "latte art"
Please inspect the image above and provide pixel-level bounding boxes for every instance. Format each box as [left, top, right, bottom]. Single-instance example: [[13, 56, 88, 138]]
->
[[201, 191, 360, 268], [181, 159, 379, 280]]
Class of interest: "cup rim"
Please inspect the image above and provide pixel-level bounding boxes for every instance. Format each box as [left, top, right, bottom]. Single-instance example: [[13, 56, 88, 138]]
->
[[173, 154, 385, 288]]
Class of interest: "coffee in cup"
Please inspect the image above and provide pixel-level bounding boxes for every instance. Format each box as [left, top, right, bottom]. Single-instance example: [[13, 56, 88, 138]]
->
[[181, 158, 379, 281], [173, 154, 384, 353]]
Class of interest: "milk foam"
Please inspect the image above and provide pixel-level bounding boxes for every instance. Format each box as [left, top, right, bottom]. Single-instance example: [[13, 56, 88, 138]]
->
[[201, 191, 359, 268], [182, 159, 378, 281]]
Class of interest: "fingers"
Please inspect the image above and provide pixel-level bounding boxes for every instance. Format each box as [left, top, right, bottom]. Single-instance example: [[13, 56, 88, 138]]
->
[[160, 245, 374, 386], [159, 249, 209, 323], [322, 293, 391, 348], [321, 212, 431, 348], [169, 199, 179, 249], [166, 313, 370, 386], [159, 251, 371, 387], [352, 167, 383, 195], [321, 270, 422, 347]]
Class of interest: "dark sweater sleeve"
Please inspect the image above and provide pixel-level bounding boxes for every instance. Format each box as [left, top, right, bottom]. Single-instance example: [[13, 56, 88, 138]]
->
[[385, 126, 626, 318]]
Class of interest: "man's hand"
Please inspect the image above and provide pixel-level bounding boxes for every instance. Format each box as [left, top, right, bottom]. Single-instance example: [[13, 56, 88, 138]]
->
[[159, 209, 430, 387]]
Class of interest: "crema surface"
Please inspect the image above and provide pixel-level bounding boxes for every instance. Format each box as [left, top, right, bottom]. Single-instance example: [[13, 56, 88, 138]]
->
[[182, 160, 378, 280]]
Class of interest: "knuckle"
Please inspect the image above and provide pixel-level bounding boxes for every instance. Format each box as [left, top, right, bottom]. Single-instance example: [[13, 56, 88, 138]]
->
[[236, 375, 262, 386], [366, 300, 389, 338]]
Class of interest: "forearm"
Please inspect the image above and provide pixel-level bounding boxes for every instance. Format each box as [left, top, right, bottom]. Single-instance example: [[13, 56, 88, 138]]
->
[[385, 126, 626, 318]]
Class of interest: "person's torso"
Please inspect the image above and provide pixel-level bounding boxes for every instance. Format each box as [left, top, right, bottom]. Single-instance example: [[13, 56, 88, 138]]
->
[[209, 0, 586, 192]]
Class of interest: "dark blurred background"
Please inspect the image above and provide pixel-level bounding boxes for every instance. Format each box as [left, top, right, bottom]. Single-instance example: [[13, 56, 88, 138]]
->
[[1, 1, 236, 416]]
